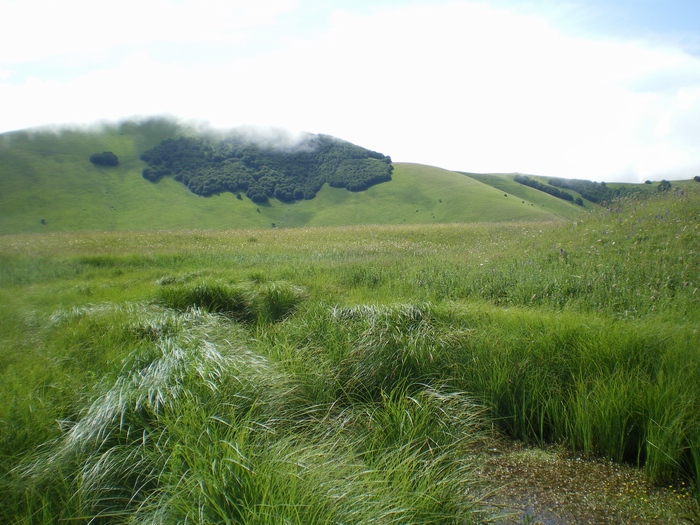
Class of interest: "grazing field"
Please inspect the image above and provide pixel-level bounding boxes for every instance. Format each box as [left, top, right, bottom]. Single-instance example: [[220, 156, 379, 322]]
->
[[1, 184, 698, 523]]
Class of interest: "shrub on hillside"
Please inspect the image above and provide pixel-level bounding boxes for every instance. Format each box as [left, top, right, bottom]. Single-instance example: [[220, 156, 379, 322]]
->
[[89, 151, 119, 167]]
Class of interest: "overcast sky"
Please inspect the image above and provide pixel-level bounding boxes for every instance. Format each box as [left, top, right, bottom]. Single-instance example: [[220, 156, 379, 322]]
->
[[2, 0, 700, 182]]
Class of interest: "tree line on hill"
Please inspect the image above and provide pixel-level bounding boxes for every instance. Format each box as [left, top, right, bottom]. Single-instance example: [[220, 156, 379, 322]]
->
[[139, 134, 393, 203], [514, 174, 645, 205], [548, 177, 640, 203], [513, 174, 580, 204]]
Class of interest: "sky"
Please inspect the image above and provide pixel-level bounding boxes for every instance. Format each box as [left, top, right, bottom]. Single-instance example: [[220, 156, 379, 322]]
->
[[2, 0, 700, 182]]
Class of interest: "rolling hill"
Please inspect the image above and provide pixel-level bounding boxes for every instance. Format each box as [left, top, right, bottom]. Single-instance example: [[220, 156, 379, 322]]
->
[[1, 117, 585, 234]]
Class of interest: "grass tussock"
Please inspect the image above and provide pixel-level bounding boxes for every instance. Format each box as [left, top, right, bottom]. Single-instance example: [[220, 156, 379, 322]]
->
[[158, 279, 307, 323], [7, 305, 491, 524], [329, 303, 467, 400]]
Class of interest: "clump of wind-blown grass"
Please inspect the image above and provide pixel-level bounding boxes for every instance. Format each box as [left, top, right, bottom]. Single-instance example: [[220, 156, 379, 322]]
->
[[330, 303, 469, 400], [158, 279, 307, 322], [22, 305, 292, 521], [17, 303, 493, 524]]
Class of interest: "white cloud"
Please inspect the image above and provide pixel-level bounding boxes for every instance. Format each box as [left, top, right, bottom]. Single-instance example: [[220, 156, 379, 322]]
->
[[238, 2, 700, 181], [2, 1, 700, 181], [0, 0, 297, 64]]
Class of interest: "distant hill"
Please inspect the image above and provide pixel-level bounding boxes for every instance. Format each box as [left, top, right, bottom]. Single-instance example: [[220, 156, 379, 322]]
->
[[0, 117, 588, 234]]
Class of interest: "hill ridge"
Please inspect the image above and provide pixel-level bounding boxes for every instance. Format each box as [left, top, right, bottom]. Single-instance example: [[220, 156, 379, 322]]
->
[[1, 118, 583, 233]]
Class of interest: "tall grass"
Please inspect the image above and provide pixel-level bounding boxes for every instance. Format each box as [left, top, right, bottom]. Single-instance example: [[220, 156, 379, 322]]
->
[[260, 294, 700, 495], [4, 304, 492, 524], [1, 185, 699, 521], [158, 279, 307, 323]]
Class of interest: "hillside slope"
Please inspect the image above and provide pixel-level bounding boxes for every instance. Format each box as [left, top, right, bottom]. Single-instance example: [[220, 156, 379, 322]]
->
[[464, 172, 586, 220], [0, 119, 572, 233], [290, 163, 564, 227]]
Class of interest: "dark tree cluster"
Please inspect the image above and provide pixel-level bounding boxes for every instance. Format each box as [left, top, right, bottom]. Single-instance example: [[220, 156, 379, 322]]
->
[[548, 177, 639, 204], [328, 158, 395, 191], [657, 179, 672, 192], [89, 151, 119, 167], [139, 134, 393, 203], [513, 174, 574, 202]]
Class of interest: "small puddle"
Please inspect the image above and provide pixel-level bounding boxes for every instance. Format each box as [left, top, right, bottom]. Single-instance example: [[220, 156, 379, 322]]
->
[[479, 440, 695, 524]]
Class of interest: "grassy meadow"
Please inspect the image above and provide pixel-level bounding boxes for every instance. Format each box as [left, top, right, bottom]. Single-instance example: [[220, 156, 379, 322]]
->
[[1, 179, 698, 523]]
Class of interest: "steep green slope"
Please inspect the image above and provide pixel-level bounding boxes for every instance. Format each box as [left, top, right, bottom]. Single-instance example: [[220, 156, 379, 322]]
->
[[463, 172, 586, 220], [279, 163, 563, 227], [0, 119, 189, 233], [0, 120, 571, 234]]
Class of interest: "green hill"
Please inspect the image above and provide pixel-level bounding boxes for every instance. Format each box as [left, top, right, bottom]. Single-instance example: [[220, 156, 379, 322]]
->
[[1, 118, 575, 234], [461, 172, 587, 219]]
